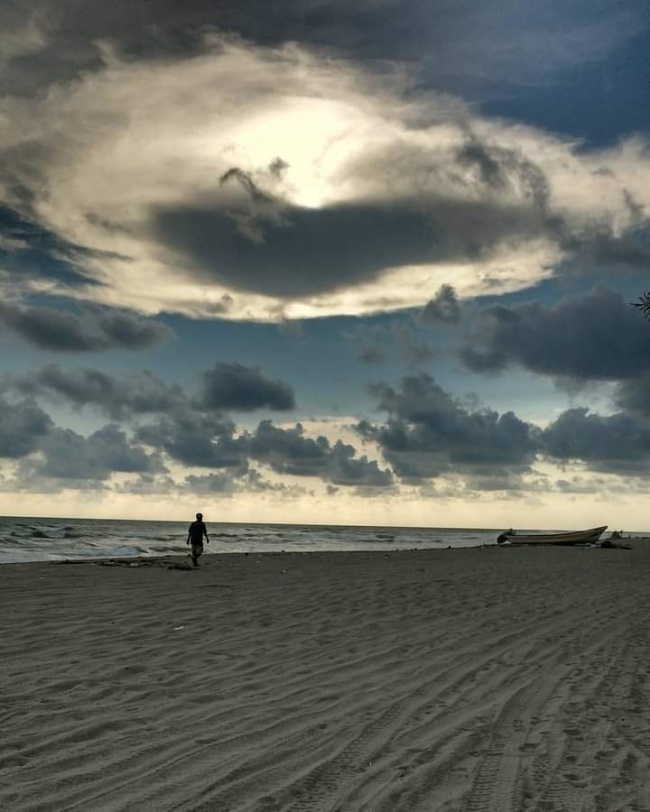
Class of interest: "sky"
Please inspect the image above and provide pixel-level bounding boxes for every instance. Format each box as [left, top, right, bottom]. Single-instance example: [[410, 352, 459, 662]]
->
[[1, 0, 650, 529]]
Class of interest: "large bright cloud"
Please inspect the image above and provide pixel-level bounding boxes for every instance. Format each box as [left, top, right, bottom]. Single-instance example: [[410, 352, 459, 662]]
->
[[2, 35, 650, 321]]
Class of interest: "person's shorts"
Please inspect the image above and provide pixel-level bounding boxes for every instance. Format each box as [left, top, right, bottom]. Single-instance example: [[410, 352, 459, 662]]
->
[[191, 542, 204, 554]]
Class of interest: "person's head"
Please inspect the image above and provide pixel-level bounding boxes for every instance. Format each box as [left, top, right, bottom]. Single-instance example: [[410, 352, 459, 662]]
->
[[196, 512, 203, 520]]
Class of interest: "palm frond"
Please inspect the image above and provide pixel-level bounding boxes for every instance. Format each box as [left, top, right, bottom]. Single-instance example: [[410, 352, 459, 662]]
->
[[631, 292, 650, 319]]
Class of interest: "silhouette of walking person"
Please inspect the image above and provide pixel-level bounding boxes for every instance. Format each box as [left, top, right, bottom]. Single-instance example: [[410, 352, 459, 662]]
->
[[187, 512, 209, 567]]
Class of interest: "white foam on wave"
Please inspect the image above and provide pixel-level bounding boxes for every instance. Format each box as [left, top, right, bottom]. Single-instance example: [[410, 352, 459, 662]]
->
[[0, 517, 504, 563]]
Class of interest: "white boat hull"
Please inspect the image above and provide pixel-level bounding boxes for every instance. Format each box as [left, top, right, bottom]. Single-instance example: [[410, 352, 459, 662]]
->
[[501, 526, 607, 546]]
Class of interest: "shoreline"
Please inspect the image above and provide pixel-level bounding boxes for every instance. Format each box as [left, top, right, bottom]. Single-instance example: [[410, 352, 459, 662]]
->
[[0, 546, 491, 568], [2, 535, 646, 568]]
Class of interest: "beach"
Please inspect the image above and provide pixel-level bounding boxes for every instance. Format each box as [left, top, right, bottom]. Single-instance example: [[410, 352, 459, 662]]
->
[[2, 544, 650, 811]]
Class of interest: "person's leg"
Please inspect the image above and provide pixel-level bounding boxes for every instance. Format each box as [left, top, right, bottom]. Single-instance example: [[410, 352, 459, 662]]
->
[[192, 543, 203, 566]]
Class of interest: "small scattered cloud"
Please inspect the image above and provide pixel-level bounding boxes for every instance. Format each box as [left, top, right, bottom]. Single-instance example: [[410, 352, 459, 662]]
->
[[199, 362, 295, 412], [421, 284, 461, 325]]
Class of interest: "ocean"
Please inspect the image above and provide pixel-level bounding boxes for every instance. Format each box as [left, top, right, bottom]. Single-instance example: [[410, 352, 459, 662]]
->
[[0, 516, 506, 564]]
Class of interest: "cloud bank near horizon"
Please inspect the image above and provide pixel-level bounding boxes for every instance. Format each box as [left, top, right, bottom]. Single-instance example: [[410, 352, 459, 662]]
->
[[4, 362, 650, 499]]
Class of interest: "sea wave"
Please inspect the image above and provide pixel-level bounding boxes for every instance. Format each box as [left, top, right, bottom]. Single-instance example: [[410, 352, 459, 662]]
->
[[0, 517, 507, 563]]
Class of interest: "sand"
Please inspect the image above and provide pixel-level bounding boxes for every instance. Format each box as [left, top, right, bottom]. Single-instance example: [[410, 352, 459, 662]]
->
[[2, 543, 650, 812]]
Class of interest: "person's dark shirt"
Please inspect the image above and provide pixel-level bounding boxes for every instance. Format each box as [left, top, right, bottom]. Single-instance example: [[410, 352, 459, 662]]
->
[[188, 520, 207, 545]]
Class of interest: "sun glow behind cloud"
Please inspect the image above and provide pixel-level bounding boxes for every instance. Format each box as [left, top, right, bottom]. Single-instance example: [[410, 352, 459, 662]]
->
[[2, 34, 650, 322]]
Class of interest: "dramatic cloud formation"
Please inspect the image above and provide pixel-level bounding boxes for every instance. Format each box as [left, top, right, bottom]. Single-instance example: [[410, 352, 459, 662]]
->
[[1, 30, 649, 322], [1, 0, 650, 524], [6, 360, 650, 501]]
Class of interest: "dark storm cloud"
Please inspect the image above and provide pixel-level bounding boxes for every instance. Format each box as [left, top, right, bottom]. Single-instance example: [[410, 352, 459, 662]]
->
[[134, 414, 245, 470], [153, 201, 438, 298], [246, 420, 328, 476], [461, 287, 650, 381], [2, 0, 641, 96], [356, 373, 650, 481], [421, 284, 461, 325], [199, 362, 295, 411], [614, 375, 650, 417], [0, 301, 173, 352], [3, 365, 186, 420], [152, 130, 578, 303], [357, 374, 539, 481], [540, 408, 650, 475], [327, 446, 394, 488], [26, 424, 166, 481], [3, 361, 295, 424], [248, 420, 393, 487], [99, 312, 174, 351], [0, 396, 52, 458], [0, 390, 168, 486], [344, 142, 551, 234], [134, 414, 393, 487]]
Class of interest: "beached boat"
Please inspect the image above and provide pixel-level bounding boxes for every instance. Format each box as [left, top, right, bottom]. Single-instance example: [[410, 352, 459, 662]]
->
[[497, 526, 607, 546]]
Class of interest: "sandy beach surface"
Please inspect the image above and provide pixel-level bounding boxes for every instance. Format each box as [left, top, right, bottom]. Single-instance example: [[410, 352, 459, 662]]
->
[[2, 543, 650, 811]]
